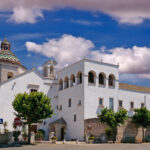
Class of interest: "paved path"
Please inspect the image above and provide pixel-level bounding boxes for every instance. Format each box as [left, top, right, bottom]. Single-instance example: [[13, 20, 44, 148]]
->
[[1, 143, 150, 150]]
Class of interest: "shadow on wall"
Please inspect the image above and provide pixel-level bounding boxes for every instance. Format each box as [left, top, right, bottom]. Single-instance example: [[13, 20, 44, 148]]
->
[[118, 119, 138, 143]]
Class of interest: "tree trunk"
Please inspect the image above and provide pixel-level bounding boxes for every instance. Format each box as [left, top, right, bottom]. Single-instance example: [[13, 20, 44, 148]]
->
[[112, 128, 117, 143], [142, 127, 145, 143], [27, 122, 31, 144]]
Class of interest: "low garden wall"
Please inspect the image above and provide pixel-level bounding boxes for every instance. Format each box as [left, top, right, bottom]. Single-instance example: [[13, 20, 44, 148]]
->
[[84, 118, 150, 143], [0, 132, 13, 144]]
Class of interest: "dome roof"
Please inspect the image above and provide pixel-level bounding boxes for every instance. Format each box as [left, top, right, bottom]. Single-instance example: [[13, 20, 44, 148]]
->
[[0, 38, 22, 65], [0, 50, 21, 65]]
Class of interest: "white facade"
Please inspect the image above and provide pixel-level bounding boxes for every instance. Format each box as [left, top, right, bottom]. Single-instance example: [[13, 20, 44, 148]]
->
[[0, 59, 150, 140]]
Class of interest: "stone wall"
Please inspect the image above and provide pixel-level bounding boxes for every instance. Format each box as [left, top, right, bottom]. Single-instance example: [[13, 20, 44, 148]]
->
[[84, 118, 150, 143]]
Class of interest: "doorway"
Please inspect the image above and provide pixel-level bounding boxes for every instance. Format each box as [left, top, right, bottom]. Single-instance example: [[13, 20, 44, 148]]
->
[[61, 128, 65, 140]]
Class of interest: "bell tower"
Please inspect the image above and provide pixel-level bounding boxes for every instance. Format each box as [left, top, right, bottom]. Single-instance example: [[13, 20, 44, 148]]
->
[[0, 38, 26, 83], [1, 38, 11, 51], [43, 59, 57, 80]]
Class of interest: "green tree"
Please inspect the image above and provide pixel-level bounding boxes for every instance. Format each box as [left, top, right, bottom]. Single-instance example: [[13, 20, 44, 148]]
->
[[3, 121, 8, 133], [12, 92, 53, 144], [132, 107, 150, 142], [98, 108, 128, 143]]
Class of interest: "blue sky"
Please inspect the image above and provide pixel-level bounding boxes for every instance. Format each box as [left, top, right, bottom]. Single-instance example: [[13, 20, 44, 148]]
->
[[1, 1, 150, 86]]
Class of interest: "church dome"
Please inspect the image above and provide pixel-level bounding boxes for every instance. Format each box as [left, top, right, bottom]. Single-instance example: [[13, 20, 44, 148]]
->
[[0, 38, 21, 65]]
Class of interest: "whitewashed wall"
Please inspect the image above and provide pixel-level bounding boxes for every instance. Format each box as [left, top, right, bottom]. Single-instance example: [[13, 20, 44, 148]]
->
[[54, 60, 85, 140], [84, 60, 119, 119], [1, 59, 150, 141], [118, 89, 150, 115], [0, 69, 51, 132]]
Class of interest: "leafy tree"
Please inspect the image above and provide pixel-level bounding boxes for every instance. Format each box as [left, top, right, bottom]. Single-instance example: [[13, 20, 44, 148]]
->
[[98, 108, 128, 143], [12, 92, 53, 144], [132, 107, 150, 142]]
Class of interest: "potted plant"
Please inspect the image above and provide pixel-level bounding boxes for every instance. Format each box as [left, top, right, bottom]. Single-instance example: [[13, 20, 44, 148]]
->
[[105, 128, 113, 143], [51, 136, 57, 144], [23, 132, 28, 141], [35, 131, 44, 141], [88, 135, 95, 144]]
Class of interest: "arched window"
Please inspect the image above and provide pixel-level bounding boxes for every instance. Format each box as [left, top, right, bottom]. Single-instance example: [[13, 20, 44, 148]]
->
[[108, 74, 115, 87], [70, 74, 75, 87], [88, 71, 96, 84], [77, 72, 82, 84], [64, 77, 69, 89], [7, 72, 13, 79], [59, 79, 63, 91], [99, 73, 106, 85]]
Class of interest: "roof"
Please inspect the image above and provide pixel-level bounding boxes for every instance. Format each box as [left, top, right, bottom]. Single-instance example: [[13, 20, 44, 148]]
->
[[0, 38, 26, 69], [0, 50, 20, 64], [49, 118, 66, 125], [119, 83, 150, 93], [57, 58, 119, 73], [0, 68, 44, 86]]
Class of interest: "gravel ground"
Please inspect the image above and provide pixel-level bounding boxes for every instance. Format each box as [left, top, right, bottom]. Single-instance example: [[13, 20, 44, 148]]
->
[[1, 143, 150, 150]]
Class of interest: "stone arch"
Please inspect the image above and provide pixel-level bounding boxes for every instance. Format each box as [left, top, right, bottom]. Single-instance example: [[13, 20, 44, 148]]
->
[[99, 72, 106, 85], [77, 72, 82, 84], [59, 79, 63, 91], [7, 72, 13, 79], [108, 74, 116, 87], [70, 74, 75, 87], [64, 76, 69, 89], [88, 70, 96, 84]]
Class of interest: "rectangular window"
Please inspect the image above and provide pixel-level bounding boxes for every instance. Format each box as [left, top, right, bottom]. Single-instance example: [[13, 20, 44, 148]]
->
[[99, 98, 103, 105], [68, 99, 71, 107], [74, 114, 77, 122], [60, 105, 62, 111], [119, 100, 123, 107], [78, 100, 81, 105], [109, 98, 114, 110], [30, 89, 37, 93], [141, 103, 144, 108], [130, 102, 134, 109]]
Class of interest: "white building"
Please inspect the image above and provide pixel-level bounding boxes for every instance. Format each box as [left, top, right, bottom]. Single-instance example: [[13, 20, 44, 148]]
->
[[0, 39, 150, 141]]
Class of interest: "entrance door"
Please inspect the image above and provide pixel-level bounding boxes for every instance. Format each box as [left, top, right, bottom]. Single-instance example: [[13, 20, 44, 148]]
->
[[61, 128, 64, 140]]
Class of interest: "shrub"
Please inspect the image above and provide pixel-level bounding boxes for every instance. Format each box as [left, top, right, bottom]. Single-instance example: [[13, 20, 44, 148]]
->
[[38, 129, 45, 137], [4, 129, 9, 133], [88, 135, 95, 141], [23, 132, 28, 138], [51, 136, 57, 141], [13, 131, 21, 142], [35, 131, 44, 141], [105, 128, 113, 140]]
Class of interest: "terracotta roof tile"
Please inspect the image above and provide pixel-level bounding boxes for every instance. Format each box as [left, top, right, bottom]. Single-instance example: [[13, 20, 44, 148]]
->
[[119, 83, 150, 93]]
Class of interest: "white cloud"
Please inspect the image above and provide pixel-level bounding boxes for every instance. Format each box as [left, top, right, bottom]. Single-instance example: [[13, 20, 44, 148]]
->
[[92, 46, 150, 74], [26, 34, 94, 68], [0, 0, 150, 24], [26, 35, 150, 78], [9, 6, 43, 24], [25, 34, 150, 78], [70, 19, 101, 26]]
